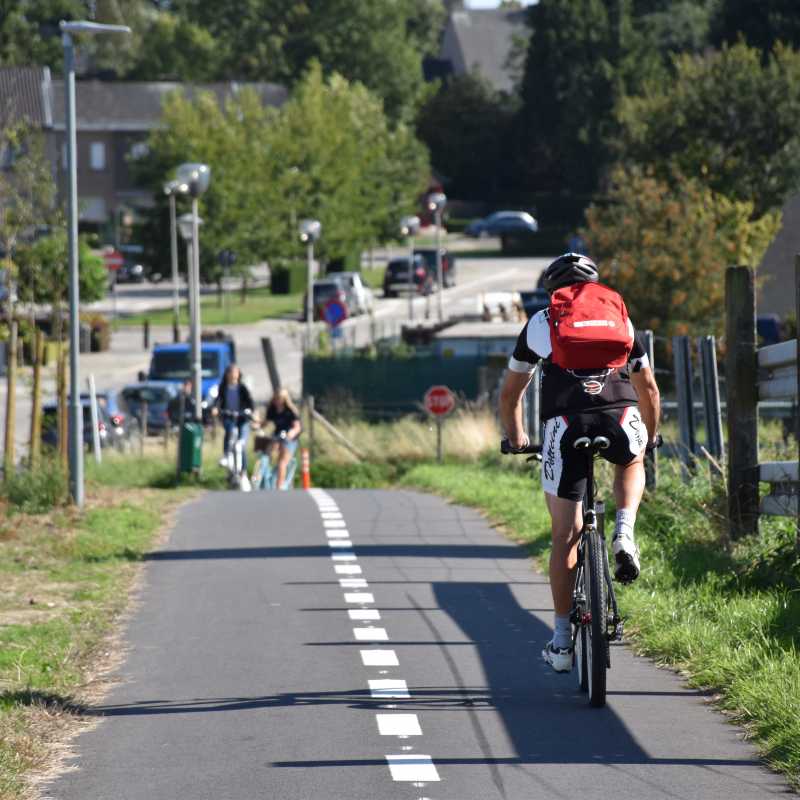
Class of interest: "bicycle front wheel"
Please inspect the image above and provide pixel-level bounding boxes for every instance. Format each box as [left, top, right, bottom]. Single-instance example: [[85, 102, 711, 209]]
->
[[586, 530, 608, 708]]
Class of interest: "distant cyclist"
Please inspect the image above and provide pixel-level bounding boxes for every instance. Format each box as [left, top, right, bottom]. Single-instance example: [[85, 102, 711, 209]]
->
[[264, 389, 302, 490], [213, 364, 254, 475], [498, 253, 661, 673]]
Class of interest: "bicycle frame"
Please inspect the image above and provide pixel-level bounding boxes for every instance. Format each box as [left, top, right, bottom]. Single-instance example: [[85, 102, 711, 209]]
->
[[571, 444, 624, 705]]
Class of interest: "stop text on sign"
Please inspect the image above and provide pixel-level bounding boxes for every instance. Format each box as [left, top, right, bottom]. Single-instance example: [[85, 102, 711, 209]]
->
[[424, 385, 456, 417]]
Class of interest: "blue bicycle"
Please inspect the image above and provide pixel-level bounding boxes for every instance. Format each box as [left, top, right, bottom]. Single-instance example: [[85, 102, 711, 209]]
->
[[251, 432, 298, 490]]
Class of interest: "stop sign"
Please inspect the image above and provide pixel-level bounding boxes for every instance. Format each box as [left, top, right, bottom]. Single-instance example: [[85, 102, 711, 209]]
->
[[103, 248, 124, 270], [424, 385, 456, 417]]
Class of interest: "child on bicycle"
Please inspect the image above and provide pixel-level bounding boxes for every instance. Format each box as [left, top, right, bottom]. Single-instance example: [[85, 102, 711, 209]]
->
[[212, 364, 254, 477], [498, 253, 661, 673]]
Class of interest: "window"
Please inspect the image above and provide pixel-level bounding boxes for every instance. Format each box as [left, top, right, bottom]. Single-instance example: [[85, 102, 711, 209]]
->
[[89, 141, 106, 171]]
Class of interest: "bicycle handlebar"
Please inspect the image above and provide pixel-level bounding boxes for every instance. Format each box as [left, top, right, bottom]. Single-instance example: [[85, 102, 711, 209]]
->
[[500, 438, 542, 456]]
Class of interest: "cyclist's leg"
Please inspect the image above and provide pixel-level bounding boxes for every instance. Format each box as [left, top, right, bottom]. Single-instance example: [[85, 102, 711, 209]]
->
[[276, 439, 297, 489], [601, 407, 647, 581], [238, 421, 251, 473], [541, 416, 588, 666]]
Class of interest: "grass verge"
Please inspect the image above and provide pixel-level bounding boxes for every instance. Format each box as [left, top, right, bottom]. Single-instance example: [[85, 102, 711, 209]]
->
[[0, 465, 196, 799], [394, 456, 800, 788]]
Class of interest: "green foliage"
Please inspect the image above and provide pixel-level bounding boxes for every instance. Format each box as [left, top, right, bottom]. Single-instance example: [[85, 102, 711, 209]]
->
[[618, 42, 800, 215], [15, 232, 108, 307], [711, 0, 800, 54], [311, 459, 397, 489], [133, 66, 429, 279], [582, 166, 781, 338], [0, 0, 84, 70], [417, 71, 516, 202], [2, 461, 67, 514]]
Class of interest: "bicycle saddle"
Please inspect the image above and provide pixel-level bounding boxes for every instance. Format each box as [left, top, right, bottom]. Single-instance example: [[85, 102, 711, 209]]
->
[[573, 435, 611, 451]]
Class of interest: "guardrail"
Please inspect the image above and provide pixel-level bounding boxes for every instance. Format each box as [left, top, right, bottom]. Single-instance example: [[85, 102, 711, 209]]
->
[[725, 263, 799, 540]]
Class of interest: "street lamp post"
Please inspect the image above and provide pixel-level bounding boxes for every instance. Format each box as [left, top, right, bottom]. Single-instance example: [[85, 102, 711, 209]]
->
[[175, 164, 210, 420], [299, 219, 322, 350], [164, 179, 188, 343], [61, 20, 130, 508], [427, 192, 447, 323], [400, 215, 421, 322]]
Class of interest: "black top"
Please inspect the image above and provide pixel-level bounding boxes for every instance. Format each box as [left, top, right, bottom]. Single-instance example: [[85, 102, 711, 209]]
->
[[215, 382, 254, 414], [508, 308, 650, 421], [267, 404, 300, 436]]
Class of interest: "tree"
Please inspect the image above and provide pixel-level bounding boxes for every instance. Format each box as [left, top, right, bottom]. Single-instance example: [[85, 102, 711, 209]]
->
[[417, 71, 516, 201], [132, 65, 429, 282], [617, 42, 800, 215], [581, 166, 781, 339], [711, 0, 800, 54], [0, 0, 84, 70]]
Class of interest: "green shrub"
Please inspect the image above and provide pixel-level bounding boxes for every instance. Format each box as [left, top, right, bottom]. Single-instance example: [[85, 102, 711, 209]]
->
[[2, 461, 68, 514], [270, 262, 308, 294], [311, 459, 398, 489]]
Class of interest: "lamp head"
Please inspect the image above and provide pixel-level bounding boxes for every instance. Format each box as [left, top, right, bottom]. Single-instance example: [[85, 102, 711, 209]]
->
[[400, 215, 421, 237], [178, 212, 203, 242], [176, 162, 211, 197], [427, 192, 447, 213], [299, 219, 322, 243]]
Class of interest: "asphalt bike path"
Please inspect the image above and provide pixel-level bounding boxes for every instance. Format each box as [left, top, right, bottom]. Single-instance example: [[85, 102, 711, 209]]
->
[[44, 489, 790, 799]]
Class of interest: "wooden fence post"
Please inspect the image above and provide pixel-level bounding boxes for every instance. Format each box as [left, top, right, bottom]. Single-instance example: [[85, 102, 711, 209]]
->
[[725, 266, 759, 539], [29, 330, 44, 469], [3, 320, 17, 476], [643, 330, 658, 490]]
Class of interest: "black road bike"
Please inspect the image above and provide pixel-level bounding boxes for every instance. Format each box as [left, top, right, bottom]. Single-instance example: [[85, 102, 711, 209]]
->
[[501, 435, 624, 708]]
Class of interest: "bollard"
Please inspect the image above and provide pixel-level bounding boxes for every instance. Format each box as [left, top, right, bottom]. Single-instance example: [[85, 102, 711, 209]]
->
[[143, 319, 150, 350], [301, 447, 311, 489]]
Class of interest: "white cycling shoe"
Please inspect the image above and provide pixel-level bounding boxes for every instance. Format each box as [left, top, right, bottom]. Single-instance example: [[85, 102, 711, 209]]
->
[[542, 640, 573, 673], [613, 532, 640, 583]]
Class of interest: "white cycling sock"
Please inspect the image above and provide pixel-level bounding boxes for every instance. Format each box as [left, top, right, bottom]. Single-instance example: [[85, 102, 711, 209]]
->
[[615, 508, 636, 539], [553, 614, 572, 649]]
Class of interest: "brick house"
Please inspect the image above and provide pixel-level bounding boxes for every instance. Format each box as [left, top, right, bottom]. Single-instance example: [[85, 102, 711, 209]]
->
[[1, 66, 287, 235]]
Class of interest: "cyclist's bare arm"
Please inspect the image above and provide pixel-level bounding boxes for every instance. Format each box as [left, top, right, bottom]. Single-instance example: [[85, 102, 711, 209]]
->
[[631, 366, 661, 443], [499, 370, 533, 448]]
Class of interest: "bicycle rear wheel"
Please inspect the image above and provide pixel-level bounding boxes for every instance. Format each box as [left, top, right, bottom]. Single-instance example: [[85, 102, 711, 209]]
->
[[586, 530, 608, 707], [574, 559, 589, 693]]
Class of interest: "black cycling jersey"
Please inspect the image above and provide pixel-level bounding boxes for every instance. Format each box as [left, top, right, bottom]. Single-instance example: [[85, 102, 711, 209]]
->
[[508, 308, 650, 421]]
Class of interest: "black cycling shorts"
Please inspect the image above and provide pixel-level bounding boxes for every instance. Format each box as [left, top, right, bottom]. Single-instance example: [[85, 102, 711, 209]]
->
[[541, 407, 646, 501]]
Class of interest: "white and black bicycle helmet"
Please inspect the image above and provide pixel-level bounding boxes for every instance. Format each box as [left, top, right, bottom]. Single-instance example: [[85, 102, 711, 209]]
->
[[541, 252, 599, 292]]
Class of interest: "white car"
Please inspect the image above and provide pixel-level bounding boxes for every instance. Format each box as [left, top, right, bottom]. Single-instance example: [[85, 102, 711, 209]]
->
[[332, 271, 375, 315]]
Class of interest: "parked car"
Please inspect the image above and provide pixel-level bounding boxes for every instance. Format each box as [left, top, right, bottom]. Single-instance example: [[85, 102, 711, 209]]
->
[[465, 211, 539, 238], [414, 247, 456, 288], [519, 288, 550, 318], [114, 261, 145, 283], [329, 271, 375, 315], [382, 255, 435, 298], [145, 339, 235, 417], [302, 280, 352, 321], [80, 389, 132, 442], [41, 399, 122, 450], [120, 381, 179, 433]]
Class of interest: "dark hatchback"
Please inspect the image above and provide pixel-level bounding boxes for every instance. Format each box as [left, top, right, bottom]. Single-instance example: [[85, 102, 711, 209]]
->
[[414, 247, 456, 288], [383, 254, 434, 297], [41, 400, 121, 450]]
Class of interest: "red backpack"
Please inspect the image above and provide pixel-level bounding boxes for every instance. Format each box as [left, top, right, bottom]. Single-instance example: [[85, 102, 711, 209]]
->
[[548, 282, 633, 370]]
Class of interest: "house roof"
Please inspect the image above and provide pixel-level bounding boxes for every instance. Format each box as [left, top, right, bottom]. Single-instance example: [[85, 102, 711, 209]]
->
[[0, 67, 52, 129], [48, 80, 288, 131], [440, 8, 529, 93]]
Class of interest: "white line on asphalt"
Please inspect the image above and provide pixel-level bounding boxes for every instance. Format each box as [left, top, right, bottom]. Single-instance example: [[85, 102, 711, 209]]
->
[[354, 627, 389, 641], [328, 540, 353, 548], [385, 755, 440, 782], [326, 530, 350, 538], [320, 512, 343, 519], [369, 679, 409, 698], [345, 592, 374, 603], [331, 553, 358, 561], [335, 564, 362, 574], [339, 578, 368, 588], [376, 715, 422, 736], [323, 519, 347, 528], [348, 609, 380, 621], [360, 650, 398, 667]]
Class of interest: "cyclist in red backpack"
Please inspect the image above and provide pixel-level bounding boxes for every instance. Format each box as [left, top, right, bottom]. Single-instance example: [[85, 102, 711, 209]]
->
[[499, 253, 661, 673]]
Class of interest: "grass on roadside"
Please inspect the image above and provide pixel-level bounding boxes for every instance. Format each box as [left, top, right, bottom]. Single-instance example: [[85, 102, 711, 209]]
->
[[396, 454, 800, 788], [0, 476, 185, 800]]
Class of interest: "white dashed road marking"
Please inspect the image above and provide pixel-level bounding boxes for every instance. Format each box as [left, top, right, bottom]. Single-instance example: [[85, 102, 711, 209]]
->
[[369, 680, 410, 699], [310, 489, 440, 788], [360, 650, 399, 667], [377, 714, 422, 736], [385, 755, 440, 782]]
